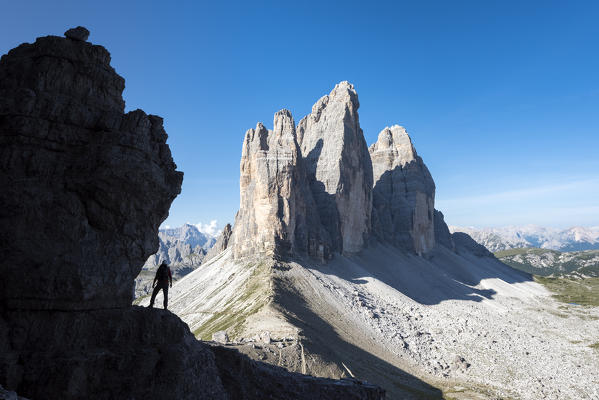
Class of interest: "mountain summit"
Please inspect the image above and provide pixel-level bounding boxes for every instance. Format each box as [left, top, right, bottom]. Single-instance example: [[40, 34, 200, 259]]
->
[[228, 81, 472, 262]]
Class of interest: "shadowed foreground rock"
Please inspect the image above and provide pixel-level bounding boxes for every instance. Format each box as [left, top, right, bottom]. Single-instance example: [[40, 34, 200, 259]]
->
[[0, 29, 384, 399]]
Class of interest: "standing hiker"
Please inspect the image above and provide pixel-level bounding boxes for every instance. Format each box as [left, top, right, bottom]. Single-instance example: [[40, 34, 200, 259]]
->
[[149, 262, 173, 309]]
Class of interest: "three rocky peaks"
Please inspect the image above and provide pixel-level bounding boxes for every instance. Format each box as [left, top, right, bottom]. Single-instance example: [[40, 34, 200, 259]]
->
[[230, 81, 453, 260]]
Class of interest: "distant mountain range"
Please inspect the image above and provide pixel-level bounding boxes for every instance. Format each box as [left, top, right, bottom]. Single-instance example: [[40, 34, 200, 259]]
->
[[449, 225, 599, 252], [134, 223, 221, 297], [494, 248, 599, 277]]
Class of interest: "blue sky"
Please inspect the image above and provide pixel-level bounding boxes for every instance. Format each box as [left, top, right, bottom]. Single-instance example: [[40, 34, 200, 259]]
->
[[2, 1, 598, 229]]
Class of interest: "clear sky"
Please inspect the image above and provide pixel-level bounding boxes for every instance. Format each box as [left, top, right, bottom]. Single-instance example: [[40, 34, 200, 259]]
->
[[2, 1, 598, 230]]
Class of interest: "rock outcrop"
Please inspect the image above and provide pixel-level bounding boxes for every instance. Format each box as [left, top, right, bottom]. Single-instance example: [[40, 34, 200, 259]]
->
[[204, 223, 232, 262], [0, 30, 183, 310], [434, 209, 454, 250], [369, 125, 436, 255], [452, 232, 494, 257], [298, 81, 373, 254], [0, 29, 384, 400]]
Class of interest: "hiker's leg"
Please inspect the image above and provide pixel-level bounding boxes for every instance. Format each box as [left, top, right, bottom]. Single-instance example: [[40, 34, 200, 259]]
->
[[163, 285, 169, 310], [149, 285, 160, 307]]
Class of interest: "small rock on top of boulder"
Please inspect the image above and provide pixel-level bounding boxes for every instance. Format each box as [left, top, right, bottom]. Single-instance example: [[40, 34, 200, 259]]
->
[[64, 26, 90, 41]]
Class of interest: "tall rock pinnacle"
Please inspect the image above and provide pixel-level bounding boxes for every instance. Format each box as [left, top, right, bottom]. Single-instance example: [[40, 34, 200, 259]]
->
[[369, 125, 436, 255], [232, 110, 321, 258], [297, 81, 373, 254]]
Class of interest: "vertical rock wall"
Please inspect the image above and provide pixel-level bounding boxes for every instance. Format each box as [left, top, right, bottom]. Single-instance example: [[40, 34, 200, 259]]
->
[[297, 81, 373, 254], [231, 109, 331, 260], [369, 125, 436, 255], [0, 33, 183, 310], [232, 111, 301, 258]]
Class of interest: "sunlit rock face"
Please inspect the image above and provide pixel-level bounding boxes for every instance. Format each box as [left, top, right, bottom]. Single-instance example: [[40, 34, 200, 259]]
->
[[0, 31, 183, 310], [232, 110, 300, 258], [231, 109, 331, 260], [297, 81, 373, 255], [369, 125, 436, 255]]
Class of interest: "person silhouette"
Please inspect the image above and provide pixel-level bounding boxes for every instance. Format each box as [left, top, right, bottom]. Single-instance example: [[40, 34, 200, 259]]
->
[[149, 262, 173, 309]]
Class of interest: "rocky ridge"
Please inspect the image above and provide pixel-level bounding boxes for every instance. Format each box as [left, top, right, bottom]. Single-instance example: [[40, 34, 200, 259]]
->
[[0, 29, 384, 400], [229, 82, 476, 261], [495, 248, 599, 277], [450, 225, 599, 252]]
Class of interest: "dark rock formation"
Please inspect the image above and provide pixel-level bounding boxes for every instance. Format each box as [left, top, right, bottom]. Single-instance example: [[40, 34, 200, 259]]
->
[[0, 29, 183, 310], [0, 308, 225, 399], [0, 29, 384, 400], [452, 232, 494, 257], [64, 26, 90, 41], [370, 125, 436, 255], [434, 209, 454, 250], [211, 346, 385, 400]]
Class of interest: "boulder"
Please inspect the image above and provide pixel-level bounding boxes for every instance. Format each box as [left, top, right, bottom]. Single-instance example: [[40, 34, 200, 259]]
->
[[64, 26, 90, 41], [213, 330, 229, 344]]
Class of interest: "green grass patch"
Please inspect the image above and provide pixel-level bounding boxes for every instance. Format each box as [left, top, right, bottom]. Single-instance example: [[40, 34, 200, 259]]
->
[[589, 342, 599, 350], [494, 247, 559, 258], [535, 276, 599, 307], [193, 260, 274, 341]]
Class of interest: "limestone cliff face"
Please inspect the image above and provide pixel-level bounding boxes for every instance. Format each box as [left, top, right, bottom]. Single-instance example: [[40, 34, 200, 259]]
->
[[231, 84, 453, 260], [0, 29, 384, 400], [369, 125, 436, 255], [231, 110, 330, 260], [0, 31, 183, 310], [232, 110, 301, 258], [297, 81, 373, 254]]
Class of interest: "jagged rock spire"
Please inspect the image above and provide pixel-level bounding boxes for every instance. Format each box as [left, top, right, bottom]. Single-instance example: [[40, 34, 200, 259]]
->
[[297, 81, 373, 254], [232, 110, 302, 258], [370, 125, 436, 255]]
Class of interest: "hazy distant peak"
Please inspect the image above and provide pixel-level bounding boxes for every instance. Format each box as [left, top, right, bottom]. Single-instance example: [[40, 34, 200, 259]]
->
[[449, 225, 599, 252]]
